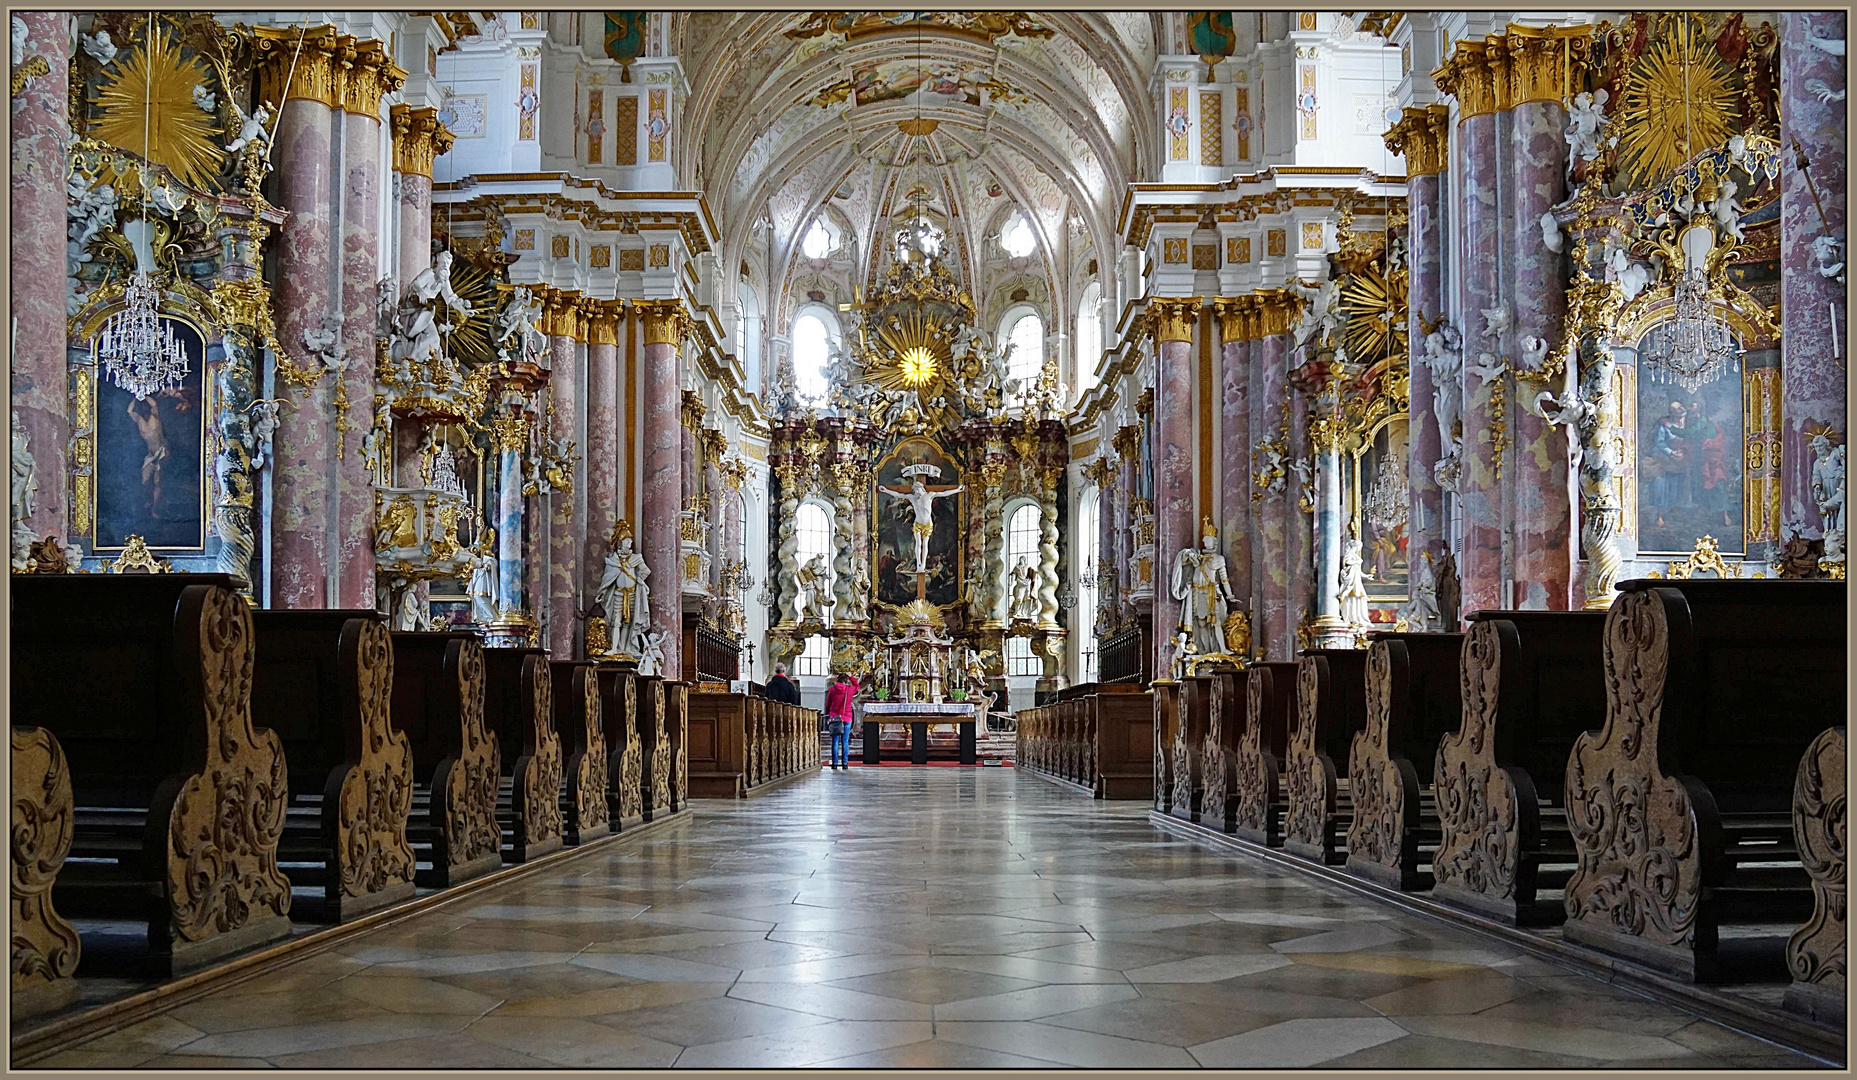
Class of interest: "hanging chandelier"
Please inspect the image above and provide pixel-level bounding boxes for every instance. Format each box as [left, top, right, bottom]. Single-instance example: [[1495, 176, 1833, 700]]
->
[[95, 270, 189, 400], [1650, 262, 1738, 393]]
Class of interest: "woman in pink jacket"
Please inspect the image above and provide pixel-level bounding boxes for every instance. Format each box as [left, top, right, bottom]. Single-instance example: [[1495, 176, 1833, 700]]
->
[[824, 671, 857, 769]]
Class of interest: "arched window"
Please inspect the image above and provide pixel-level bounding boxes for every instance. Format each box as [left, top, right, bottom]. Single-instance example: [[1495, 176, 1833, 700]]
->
[[737, 492, 749, 566], [737, 281, 761, 390], [1003, 311, 1044, 400], [1000, 212, 1036, 258], [1077, 489, 1102, 683], [1074, 282, 1101, 397], [1003, 502, 1043, 676], [801, 218, 834, 260], [791, 309, 834, 406], [793, 500, 833, 676]]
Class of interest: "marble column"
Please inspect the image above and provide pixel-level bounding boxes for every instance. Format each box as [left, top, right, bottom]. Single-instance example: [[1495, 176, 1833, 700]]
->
[[1399, 109, 1449, 620], [547, 330, 581, 659], [1287, 384, 1315, 645], [1151, 302, 1198, 673], [1115, 431, 1137, 615], [1215, 301, 1253, 611], [390, 105, 452, 288], [1255, 324, 1292, 660], [266, 93, 339, 607], [1781, 12, 1848, 533], [639, 302, 687, 680], [702, 432, 724, 597], [1310, 382, 1346, 646], [1455, 107, 1506, 617], [585, 309, 620, 615], [335, 107, 384, 608], [493, 425, 525, 622], [10, 12, 70, 549]]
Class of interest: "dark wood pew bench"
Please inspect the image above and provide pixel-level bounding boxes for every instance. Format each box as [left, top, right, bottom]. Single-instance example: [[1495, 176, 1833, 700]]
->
[[1153, 682, 1181, 815], [249, 609, 415, 923], [1431, 610, 1607, 926], [1786, 725, 1846, 1024], [1565, 579, 1843, 982], [1346, 631, 1464, 891], [14, 574, 293, 976], [1170, 676, 1215, 822], [1285, 649, 1368, 865], [1198, 671, 1244, 832], [12, 724, 81, 1014], [389, 631, 501, 888], [550, 661, 610, 845], [1094, 689, 1156, 800], [596, 665, 644, 829], [665, 680, 689, 811], [1235, 661, 1299, 846], [482, 647, 564, 863]]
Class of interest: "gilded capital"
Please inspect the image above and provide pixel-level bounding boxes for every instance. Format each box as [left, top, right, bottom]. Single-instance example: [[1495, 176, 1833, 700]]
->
[[253, 25, 406, 117], [700, 426, 728, 460], [1432, 40, 1497, 119], [1253, 287, 1306, 338], [390, 104, 455, 178], [1212, 297, 1248, 345], [1483, 35, 1515, 113], [1111, 425, 1140, 461], [540, 287, 585, 341], [585, 299, 623, 346], [635, 299, 691, 348], [681, 389, 706, 430], [1504, 24, 1594, 107], [1149, 297, 1201, 344], [1384, 106, 1451, 177]]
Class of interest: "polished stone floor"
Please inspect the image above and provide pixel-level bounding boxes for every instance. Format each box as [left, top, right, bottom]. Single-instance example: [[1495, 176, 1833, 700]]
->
[[42, 768, 1825, 1068]]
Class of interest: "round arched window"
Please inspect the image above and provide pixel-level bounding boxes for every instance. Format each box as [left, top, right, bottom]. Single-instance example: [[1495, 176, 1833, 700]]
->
[[792, 312, 832, 404], [801, 219, 834, 260], [1001, 214, 1036, 258]]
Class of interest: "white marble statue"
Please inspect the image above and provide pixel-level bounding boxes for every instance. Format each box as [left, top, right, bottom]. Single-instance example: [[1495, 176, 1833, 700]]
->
[[391, 578, 427, 632], [961, 649, 988, 695], [596, 533, 651, 655], [246, 398, 286, 471], [224, 100, 272, 156], [1338, 536, 1370, 629], [1404, 550, 1440, 631], [1294, 278, 1343, 350], [11, 16, 27, 66], [469, 534, 499, 625], [493, 285, 544, 359], [1421, 321, 1463, 446], [80, 28, 116, 66], [1565, 89, 1609, 164], [1007, 554, 1040, 622], [11, 410, 37, 569], [879, 474, 964, 574], [637, 630, 667, 677], [1171, 524, 1242, 657], [396, 250, 474, 367], [1812, 434, 1846, 556], [795, 551, 834, 622], [850, 550, 871, 612], [1540, 211, 1563, 253]]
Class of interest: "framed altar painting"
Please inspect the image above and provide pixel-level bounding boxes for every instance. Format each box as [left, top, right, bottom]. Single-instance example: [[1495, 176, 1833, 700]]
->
[[1347, 415, 1410, 605], [1634, 321, 1745, 555], [873, 437, 962, 607], [92, 316, 209, 551]]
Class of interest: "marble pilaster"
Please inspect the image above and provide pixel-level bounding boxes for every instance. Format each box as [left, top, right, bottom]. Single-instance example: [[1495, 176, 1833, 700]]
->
[[1780, 13, 1849, 532], [548, 332, 581, 659], [1216, 305, 1253, 610], [639, 306, 686, 680], [1256, 331, 1292, 659], [585, 318, 620, 609], [1406, 171, 1447, 608], [1151, 303, 1198, 673], [10, 12, 70, 547], [335, 108, 382, 608], [1455, 109, 1506, 617]]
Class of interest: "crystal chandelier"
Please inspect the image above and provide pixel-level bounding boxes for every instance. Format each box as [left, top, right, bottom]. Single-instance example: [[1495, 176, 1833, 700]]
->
[[95, 270, 189, 400], [1648, 262, 1738, 393]]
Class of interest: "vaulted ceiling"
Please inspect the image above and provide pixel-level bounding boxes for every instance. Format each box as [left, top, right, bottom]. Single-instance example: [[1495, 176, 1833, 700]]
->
[[672, 12, 1163, 308]]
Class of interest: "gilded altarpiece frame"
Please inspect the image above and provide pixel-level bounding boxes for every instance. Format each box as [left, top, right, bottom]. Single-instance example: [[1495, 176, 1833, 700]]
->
[[871, 436, 964, 609], [1343, 413, 1410, 611]]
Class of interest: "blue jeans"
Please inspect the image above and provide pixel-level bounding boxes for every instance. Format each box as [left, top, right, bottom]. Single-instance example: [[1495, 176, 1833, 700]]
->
[[828, 720, 850, 766]]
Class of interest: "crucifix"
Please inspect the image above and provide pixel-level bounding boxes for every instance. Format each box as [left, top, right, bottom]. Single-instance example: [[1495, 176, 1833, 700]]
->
[[879, 462, 963, 600]]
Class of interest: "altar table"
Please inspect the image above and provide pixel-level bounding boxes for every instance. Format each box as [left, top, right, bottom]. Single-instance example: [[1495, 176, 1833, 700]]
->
[[860, 701, 978, 765]]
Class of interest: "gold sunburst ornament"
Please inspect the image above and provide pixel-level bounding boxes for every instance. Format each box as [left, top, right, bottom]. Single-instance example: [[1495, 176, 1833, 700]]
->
[[898, 345, 937, 387], [1339, 266, 1405, 366], [88, 20, 224, 191], [1613, 15, 1740, 190]]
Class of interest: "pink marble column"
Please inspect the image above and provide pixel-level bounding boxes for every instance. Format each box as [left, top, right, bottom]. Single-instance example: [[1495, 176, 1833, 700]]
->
[[1287, 382, 1314, 644], [1153, 332, 1195, 674], [1509, 98, 1572, 609], [10, 13, 70, 545], [1219, 334, 1253, 607], [705, 454, 724, 596], [1781, 12, 1848, 531], [1255, 331, 1292, 659], [1406, 171, 1446, 602], [335, 109, 382, 608], [1455, 109, 1505, 617], [269, 97, 339, 607], [584, 334, 619, 605], [548, 333, 581, 658], [1116, 443, 1136, 613], [641, 335, 684, 680], [397, 171, 431, 287]]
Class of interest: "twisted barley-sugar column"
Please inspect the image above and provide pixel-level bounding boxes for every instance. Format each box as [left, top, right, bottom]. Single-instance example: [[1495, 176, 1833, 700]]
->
[[638, 300, 691, 680]]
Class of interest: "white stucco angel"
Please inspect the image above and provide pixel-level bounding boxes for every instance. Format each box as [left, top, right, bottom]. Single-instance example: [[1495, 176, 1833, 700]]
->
[[192, 84, 215, 114], [1710, 177, 1746, 242], [1565, 89, 1609, 165], [1479, 304, 1511, 340], [493, 285, 544, 359], [11, 16, 27, 66], [1171, 522, 1242, 657], [1539, 210, 1563, 253], [1466, 351, 1508, 392], [1606, 243, 1652, 301], [10, 410, 36, 568], [224, 100, 272, 156], [1421, 321, 1463, 441], [637, 631, 667, 677], [1810, 235, 1845, 281], [79, 28, 116, 66], [245, 397, 289, 471], [66, 173, 118, 261], [1293, 278, 1343, 350]]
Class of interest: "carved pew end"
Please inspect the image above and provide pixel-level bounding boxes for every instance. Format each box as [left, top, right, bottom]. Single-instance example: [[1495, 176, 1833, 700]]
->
[[1785, 726, 1846, 1025], [12, 725, 82, 1016]]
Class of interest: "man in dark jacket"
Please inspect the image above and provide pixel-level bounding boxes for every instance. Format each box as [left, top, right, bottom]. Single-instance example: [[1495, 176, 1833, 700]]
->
[[764, 663, 800, 704]]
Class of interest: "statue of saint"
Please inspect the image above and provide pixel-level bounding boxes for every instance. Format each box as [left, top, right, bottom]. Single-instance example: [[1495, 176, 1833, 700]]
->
[[637, 630, 667, 677], [595, 526, 651, 656], [795, 551, 833, 623], [1338, 535, 1371, 629], [468, 528, 499, 625], [10, 410, 36, 568], [879, 472, 963, 574], [1170, 520, 1242, 657], [1812, 434, 1846, 558], [1007, 554, 1040, 622]]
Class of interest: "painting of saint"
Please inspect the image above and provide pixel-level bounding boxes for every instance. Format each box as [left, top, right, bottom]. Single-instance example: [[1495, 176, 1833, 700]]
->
[[1636, 341, 1743, 553], [873, 438, 961, 607], [94, 319, 206, 550]]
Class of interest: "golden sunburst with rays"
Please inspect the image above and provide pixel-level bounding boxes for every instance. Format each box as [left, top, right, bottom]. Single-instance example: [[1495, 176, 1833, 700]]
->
[[88, 20, 223, 191], [445, 257, 504, 367], [897, 345, 937, 387], [1613, 15, 1741, 190], [1339, 266, 1405, 366], [868, 308, 951, 394]]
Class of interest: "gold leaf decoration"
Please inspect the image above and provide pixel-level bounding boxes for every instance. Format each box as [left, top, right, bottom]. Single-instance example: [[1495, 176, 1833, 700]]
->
[[88, 22, 223, 191], [1612, 15, 1740, 191], [1339, 265, 1405, 367]]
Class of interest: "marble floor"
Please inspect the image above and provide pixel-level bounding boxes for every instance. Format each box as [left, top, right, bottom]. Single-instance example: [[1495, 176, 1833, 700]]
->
[[38, 768, 1827, 1069]]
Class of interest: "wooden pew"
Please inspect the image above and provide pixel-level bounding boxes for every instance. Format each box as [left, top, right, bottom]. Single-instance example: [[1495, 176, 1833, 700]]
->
[[686, 692, 818, 797], [249, 610, 414, 922], [550, 661, 610, 844], [1153, 682, 1180, 815], [635, 675, 672, 821], [15, 574, 293, 975], [483, 647, 564, 863], [1565, 579, 1842, 982], [1285, 649, 1368, 865], [1787, 726, 1846, 1024], [11, 725, 81, 1012], [596, 666, 644, 829], [1346, 631, 1463, 891], [1095, 689, 1155, 800], [1197, 672, 1242, 832], [390, 631, 502, 888], [665, 681, 689, 811], [1431, 611, 1607, 925], [1170, 676, 1214, 822], [1235, 661, 1298, 846]]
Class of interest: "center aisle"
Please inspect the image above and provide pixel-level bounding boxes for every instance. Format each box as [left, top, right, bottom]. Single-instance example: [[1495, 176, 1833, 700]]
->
[[44, 769, 1816, 1068]]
